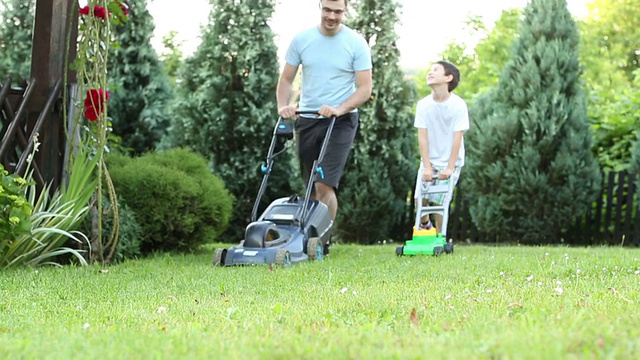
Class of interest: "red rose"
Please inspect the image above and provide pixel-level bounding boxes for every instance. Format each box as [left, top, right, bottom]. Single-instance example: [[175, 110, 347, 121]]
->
[[84, 89, 110, 111], [93, 6, 107, 19], [83, 89, 110, 121], [84, 106, 99, 121], [79, 6, 90, 15]]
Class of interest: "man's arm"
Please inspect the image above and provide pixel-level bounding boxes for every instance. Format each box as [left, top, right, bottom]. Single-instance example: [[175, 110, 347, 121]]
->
[[277, 63, 299, 118], [319, 69, 373, 118]]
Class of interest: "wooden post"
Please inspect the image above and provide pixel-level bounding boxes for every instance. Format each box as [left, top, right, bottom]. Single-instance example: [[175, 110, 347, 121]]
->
[[28, 0, 78, 190]]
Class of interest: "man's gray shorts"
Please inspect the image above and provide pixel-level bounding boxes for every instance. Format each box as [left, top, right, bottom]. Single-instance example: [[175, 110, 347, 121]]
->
[[295, 113, 359, 189]]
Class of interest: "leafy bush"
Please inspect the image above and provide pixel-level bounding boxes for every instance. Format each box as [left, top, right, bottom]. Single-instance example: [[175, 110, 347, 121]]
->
[[0, 164, 33, 242], [81, 193, 142, 263], [107, 149, 233, 253]]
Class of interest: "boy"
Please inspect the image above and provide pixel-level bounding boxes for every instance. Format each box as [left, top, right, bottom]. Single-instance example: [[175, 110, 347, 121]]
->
[[414, 60, 469, 233]]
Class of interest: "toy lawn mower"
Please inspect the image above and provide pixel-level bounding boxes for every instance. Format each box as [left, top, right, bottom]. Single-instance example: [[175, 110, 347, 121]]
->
[[396, 170, 455, 256], [213, 111, 335, 267]]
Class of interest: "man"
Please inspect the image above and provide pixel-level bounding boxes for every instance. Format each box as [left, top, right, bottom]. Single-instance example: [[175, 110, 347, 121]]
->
[[276, 0, 372, 228]]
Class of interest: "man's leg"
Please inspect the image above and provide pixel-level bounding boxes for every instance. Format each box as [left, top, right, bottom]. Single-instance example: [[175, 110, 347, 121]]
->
[[315, 182, 337, 220]]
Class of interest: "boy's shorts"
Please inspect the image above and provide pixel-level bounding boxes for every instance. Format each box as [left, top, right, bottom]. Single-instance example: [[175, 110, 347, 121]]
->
[[295, 113, 359, 189], [416, 165, 461, 205]]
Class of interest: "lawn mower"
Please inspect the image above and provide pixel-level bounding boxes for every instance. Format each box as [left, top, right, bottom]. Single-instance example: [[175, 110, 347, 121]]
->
[[213, 111, 335, 267], [396, 170, 455, 256]]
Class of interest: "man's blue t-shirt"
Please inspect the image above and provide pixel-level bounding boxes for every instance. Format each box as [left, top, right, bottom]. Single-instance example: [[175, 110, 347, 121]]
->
[[285, 25, 372, 113]]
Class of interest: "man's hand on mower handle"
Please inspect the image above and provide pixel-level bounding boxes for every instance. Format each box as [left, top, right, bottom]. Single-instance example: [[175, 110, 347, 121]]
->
[[278, 105, 297, 119], [318, 105, 341, 118]]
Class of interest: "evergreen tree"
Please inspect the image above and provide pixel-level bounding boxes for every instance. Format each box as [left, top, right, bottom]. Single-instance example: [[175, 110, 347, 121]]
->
[[166, 0, 292, 241], [337, 0, 417, 244], [0, 0, 34, 85], [158, 31, 184, 86], [464, 0, 601, 244], [107, 0, 173, 155]]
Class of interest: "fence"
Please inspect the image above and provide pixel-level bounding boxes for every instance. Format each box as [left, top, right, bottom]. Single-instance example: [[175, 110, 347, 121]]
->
[[446, 170, 639, 246]]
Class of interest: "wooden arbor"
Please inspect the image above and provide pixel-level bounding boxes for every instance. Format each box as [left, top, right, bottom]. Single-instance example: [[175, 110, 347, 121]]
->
[[0, 0, 77, 190]]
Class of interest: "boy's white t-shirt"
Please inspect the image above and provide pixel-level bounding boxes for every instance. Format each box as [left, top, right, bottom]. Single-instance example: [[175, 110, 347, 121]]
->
[[414, 93, 469, 167]]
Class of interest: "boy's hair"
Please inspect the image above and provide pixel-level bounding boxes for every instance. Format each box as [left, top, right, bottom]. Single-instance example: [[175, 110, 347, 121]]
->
[[437, 60, 460, 92]]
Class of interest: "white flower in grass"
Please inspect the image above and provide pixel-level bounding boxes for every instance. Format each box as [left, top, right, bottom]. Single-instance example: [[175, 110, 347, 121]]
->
[[545, 252, 549, 256], [603, 267, 607, 272], [554, 287, 564, 295], [76, 306, 83, 311], [635, 270, 640, 275], [551, 261, 556, 265], [486, 289, 493, 293], [352, 291, 357, 296], [556, 281, 562, 286], [445, 295, 452, 300], [576, 269, 582, 275], [157, 306, 167, 314], [537, 282, 543, 286], [526, 275, 534, 282], [340, 287, 348, 294], [83, 323, 90, 329], [500, 271, 505, 276]]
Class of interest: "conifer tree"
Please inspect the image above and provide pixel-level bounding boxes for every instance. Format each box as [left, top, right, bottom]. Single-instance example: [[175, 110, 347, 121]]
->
[[337, 0, 417, 244], [0, 0, 34, 85], [166, 0, 292, 241], [464, 0, 601, 244], [107, 0, 173, 154]]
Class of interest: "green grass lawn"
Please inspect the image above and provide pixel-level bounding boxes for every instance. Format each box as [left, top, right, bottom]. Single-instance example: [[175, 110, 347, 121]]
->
[[1, 244, 639, 359]]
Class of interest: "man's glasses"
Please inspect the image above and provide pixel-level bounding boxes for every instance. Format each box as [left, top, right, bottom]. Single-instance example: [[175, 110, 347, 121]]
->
[[321, 7, 346, 15]]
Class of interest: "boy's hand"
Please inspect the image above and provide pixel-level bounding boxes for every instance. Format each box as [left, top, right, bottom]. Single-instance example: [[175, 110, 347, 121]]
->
[[438, 168, 453, 180], [422, 166, 434, 182]]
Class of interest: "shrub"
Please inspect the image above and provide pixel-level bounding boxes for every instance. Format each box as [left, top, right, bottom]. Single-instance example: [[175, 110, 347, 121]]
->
[[0, 164, 32, 240], [464, 0, 601, 244], [107, 149, 233, 253], [81, 194, 142, 263]]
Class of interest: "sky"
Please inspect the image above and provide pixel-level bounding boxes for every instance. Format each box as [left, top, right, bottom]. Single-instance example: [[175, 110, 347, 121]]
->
[[147, 0, 590, 69]]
